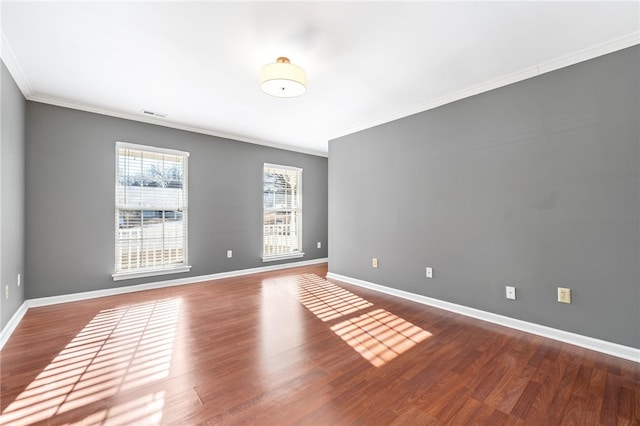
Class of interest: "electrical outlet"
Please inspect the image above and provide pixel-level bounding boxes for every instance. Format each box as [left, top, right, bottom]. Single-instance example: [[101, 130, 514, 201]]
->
[[5, 285, 8, 300], [558, 287, 571, 304], [506, 286, 516, 300], [426, 267, 433, 278], [227, 250, 233, 258], [317, 242, 321, 249], [17, 273, 21, 287], [372, 258, 378, 268]]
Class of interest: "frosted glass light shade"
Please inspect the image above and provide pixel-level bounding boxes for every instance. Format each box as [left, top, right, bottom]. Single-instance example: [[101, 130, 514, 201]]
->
[[260, 57, 307, 98]]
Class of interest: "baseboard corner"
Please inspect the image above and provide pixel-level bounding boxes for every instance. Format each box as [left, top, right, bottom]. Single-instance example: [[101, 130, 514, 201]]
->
[[0, 301, 29, 350]]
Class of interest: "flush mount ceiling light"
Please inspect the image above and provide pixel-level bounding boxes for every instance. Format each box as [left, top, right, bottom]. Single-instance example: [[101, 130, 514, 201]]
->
[[260, 57, 307, 98]]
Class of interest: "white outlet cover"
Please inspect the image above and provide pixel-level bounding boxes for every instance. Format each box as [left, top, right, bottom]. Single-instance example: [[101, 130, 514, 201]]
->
[[506, 286, 516, 300], [317, 242, 321, 248], [227, 250, 232, 258], [426, 267, 433, 278]]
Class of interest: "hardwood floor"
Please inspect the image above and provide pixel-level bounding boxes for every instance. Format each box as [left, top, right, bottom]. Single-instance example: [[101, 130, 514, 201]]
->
[[1, 263, 638, 425]]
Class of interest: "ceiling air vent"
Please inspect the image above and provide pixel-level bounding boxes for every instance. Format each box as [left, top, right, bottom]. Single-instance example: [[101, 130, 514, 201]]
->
[[141, 109, 167, 118]]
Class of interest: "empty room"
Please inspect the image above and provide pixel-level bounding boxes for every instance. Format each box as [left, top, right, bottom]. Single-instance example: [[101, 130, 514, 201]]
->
[[1, 2, 638, 425]]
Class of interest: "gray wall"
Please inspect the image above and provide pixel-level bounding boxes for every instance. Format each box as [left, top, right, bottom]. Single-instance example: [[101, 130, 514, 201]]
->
[[25, 102, 327, 299], [1, 61, 26, 329], [329, 46, 640, 348]]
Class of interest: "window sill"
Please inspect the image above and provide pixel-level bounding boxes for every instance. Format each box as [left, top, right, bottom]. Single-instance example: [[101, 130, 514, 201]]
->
[[262, 253, 305, 263], [112, 265, 192, 281]]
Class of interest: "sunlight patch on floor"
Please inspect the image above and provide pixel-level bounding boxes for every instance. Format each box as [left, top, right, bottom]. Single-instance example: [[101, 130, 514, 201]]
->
[[278, 273, 373, 321], [72, 390, 166, 426], [0, 299, 180, 425], [278, 274, 431, 367], [331, 308, 432, 367]]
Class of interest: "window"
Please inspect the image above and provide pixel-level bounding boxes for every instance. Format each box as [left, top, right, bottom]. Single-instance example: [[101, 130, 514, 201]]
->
[[263, 163, 303, 261], [114, 142, 190, 280]]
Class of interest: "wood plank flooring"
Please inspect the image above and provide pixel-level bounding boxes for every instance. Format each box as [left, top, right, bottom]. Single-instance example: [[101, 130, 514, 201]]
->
[[1, 263, 638, 425]]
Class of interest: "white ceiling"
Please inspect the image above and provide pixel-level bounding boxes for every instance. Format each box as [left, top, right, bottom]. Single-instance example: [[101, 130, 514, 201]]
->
[[2, 2, 638, 156]]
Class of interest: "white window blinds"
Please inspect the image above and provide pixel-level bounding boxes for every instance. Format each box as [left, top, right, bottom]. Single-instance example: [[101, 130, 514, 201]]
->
[[114, 142, 190, 279], [263, 163, 303, 261]]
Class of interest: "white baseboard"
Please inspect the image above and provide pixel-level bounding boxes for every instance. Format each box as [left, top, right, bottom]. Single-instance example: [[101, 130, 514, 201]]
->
[[0, 258, 327, 350], [0, 301, 28, 350], [326, 272, 640, 363], [28, 258, 328, 308]]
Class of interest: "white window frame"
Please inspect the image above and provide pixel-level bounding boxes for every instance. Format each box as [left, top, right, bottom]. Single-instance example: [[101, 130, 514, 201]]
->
[[113, 141, 191, 280], [263, 163, 304, 262]]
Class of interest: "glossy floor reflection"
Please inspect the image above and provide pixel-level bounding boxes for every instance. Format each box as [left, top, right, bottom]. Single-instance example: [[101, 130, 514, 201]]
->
[[0, 299, 180, 425], [278, 273, 431, 367], [2, 264, 637, 424]]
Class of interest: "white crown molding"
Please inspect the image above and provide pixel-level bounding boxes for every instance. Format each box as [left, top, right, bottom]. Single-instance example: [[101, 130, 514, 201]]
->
[[26, 93, 328, 158], [5, 30, 638, 156], [0, 27, 326, 158], [0, 31, 33, 97], [326, 272, 640, 364], [330, 32, 640, 142], [537, 31, 640, 74]]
